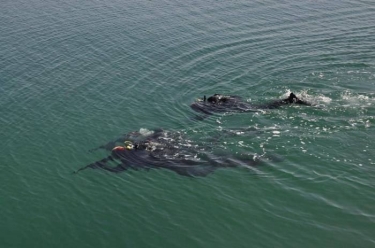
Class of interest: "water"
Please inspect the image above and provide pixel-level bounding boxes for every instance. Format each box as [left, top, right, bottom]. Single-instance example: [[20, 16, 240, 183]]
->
[[1, 0, 375, 247]]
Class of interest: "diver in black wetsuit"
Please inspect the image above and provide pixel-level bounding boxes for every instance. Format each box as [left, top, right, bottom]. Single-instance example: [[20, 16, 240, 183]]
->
[[190, 92, 311, 116], [75, 144, 216, 177], [75, 129, 217, 177], [75, 129, 277, 177]]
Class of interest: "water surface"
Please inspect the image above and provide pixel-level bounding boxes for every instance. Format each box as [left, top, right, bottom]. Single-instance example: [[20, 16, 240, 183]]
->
[[1, 0, 375, 247]]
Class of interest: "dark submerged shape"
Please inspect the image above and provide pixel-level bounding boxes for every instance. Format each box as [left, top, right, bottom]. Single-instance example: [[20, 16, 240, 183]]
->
[[76, 129, 279, 177], [190, 92, 311, 116]]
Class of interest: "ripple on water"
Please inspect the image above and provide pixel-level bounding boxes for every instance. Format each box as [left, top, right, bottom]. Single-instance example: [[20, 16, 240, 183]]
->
[[2, 0, 375, 247]]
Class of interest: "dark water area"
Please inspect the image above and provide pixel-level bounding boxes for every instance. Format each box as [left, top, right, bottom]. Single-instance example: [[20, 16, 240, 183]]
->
[[1, 0, 375, 247]]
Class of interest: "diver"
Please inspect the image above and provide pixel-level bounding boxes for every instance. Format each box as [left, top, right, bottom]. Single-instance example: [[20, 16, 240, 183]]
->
[[190, 92, 311, 116], [74, 128, 279, 177], [75, 129, 217, 177]]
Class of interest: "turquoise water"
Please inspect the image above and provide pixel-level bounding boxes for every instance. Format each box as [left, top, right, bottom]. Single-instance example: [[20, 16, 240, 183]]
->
[[1, 0, 375, 247]]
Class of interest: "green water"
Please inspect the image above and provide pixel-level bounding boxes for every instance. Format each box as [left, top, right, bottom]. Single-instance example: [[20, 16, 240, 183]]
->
[[1, 0, 375, 247]]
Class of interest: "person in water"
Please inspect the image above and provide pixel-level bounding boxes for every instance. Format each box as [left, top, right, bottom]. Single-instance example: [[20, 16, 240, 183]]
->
[[75, 128, 278, 177], [190, 92, 311, 116]]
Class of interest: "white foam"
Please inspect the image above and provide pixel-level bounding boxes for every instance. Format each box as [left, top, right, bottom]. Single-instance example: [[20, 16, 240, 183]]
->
[[283, 89, 331, 105], [139, 128, 154, 136], [341, 90, 374, 104]]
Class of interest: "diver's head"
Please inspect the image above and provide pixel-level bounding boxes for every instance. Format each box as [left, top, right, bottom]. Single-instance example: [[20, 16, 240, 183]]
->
[[287, 93, 299, 103], [287, 92, 310, 105], [112, 146, 126, 152], [207, 94, 227, 103], [112, 142, 134, 152], [207, 95, 218, 103]]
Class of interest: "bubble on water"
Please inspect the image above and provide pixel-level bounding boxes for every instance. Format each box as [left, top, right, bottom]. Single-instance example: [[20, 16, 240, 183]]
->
[[365, 120, 371, 128], [139, 128, 154, 136]]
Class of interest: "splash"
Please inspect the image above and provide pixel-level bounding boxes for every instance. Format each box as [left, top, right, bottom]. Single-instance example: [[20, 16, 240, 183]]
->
[[341, 90, 374, 105], [139, 128, 154, 136], [282, 89, 331, 106]]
